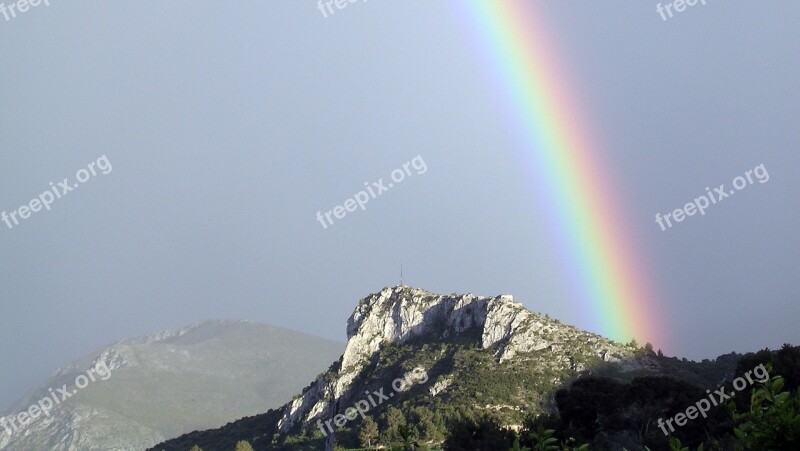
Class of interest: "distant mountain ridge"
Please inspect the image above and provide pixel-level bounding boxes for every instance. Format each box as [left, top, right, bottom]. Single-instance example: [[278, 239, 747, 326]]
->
[[154, 286, 739, 450], [0, 320, 342, 451]]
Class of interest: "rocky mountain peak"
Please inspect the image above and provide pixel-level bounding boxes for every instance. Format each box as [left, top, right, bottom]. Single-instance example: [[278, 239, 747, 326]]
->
[[277, 286, 634, 432], [343, 286, 524, 370]]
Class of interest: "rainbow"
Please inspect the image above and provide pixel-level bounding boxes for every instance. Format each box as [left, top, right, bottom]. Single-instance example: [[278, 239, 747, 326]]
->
[[463, 1, 663, 346]]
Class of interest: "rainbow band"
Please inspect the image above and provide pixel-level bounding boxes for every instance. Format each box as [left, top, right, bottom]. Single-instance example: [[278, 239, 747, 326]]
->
[[465, 1, 662, 345]]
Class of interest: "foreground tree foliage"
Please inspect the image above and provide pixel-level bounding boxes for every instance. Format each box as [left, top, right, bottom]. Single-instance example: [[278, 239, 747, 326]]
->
[[440, 345, 800, 451], [730, 375, 800, 449], [544, 375, 731, 449]]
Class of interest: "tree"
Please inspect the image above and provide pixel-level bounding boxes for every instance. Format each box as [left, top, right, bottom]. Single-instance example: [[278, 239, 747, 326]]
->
[[359, 416, 379, 449], [527, 425, 559, 451], [730, 375, 800, 448], [234, 440, 254, 451], [189, 446, 203, 451], [397, 423, 417, 449], [666, 437, 705, 451], [510, 434, 531, 451], [736, 344, 800, 396], [414, 406, 445, 443], [443, 415, 514, 450], [383, 406, 407, 442]]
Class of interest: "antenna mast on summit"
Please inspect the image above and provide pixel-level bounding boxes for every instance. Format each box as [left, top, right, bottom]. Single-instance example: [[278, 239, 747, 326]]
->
[[400, 264, 403, 287]]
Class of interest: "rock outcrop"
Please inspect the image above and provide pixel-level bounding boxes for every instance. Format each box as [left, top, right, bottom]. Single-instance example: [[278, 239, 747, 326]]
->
[[277, 286, 634, 431]]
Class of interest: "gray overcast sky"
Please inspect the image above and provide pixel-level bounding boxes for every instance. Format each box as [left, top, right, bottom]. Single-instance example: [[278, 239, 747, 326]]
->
[[2, 1, 799, 409]]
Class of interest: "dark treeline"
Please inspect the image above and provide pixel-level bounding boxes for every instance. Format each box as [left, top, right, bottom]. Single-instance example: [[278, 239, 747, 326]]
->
[[445, 344, 800, 451]]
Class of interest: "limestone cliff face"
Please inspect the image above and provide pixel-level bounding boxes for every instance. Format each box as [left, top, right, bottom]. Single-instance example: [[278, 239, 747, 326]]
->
[[277, 286, 634, 431]]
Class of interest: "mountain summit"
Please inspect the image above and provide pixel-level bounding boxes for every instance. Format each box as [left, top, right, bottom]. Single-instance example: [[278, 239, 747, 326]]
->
[[155, 286, 650, 450], [277, 286, 634, 432]]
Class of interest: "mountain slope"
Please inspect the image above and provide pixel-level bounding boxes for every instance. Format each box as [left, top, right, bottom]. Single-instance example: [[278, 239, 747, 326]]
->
[[0, 320, 342, 451], [273, 286, 636, 432], [159, 286, 736, 450], [153, 287, 742, 450]]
